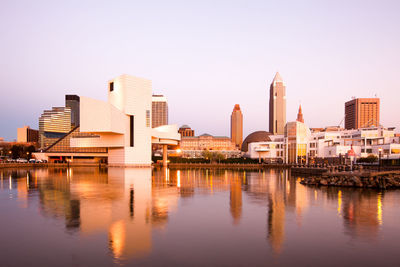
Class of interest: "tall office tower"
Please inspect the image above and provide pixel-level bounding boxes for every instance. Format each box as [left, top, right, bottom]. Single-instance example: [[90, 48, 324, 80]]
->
[[230, 104, 243, 148], [296, 105, 304, 123], [345, 98, 380, 129], [39, 107, 72, 149], [269, 72, 286, 135], [152, 95, 168, 128], [65, 95, 80, 127]]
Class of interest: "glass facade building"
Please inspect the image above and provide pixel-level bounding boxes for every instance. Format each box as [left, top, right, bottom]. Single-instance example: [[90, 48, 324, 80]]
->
[[39, 107, 72, 149], [44, 127, 107, 154], [66, 95, 80, 127], [285, 121, 311, 164]]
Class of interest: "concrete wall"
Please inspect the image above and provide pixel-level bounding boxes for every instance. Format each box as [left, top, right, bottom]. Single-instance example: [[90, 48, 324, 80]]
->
[[80, 97, 126, 134], [75, 74, 179, 166]]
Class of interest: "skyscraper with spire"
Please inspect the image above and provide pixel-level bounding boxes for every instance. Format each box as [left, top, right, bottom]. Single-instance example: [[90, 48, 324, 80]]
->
[[296, 105, 304, 123], [230, 104, 243, 149], [269, 72, 286, 135]]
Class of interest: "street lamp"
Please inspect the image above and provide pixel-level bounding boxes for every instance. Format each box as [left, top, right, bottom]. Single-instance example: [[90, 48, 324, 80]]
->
[[378, 147, 382, 172]]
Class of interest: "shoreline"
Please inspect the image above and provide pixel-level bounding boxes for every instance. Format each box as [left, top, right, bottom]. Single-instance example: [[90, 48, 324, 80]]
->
[[0, 162, 290, 170], [300, 171, 400, 189]]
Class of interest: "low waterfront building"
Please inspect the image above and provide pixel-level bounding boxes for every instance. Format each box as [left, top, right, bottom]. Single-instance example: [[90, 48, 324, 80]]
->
[[180, 133, 240, 158], [246, 139, 285, 163], [241, 131, 285, 163], [34, 126, 108, 163], [309, 126, 400, 161], [244, 123, 400, 163]]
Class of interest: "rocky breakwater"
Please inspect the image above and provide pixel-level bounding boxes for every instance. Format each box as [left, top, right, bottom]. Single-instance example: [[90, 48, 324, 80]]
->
[[300, 171, 400, 189]]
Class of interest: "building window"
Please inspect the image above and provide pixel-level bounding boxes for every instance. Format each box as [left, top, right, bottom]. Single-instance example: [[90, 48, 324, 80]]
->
[[146, 110, 150, 127], [130, 116, 134, 147], [109, 82, 114, 92]]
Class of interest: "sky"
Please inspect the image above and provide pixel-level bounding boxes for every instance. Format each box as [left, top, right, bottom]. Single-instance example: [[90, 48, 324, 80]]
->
[[1, 0, 399, 141]]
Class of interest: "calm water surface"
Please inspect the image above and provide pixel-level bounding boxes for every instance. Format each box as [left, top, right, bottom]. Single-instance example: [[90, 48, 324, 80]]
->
[[0, 167, 399, 267]]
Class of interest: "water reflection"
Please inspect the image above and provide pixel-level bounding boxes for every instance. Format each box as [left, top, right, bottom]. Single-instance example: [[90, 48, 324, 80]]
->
[[267, 171, 286, 255], [0, 167, 395, 266], [230, 174, 242, 224]]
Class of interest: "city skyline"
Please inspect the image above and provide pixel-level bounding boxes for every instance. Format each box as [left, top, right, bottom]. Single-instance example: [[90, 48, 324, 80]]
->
[[1, 0, 400, 140], [0, 71, 396, 141]]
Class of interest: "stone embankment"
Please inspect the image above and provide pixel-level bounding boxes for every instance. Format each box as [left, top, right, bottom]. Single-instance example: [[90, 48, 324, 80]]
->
[[291, 164, 365, 175], [300, 171, 400, 189]]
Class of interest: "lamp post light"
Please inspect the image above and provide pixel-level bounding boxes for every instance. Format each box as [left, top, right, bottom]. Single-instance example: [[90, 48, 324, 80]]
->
[[378, 147, 382, 172]]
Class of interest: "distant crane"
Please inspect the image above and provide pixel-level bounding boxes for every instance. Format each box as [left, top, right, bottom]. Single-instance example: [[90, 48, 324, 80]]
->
[[338, 115, 346, 128]]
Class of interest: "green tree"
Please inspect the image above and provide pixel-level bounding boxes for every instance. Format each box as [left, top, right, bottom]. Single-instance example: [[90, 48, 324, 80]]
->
[[25, 145, 36, 159], [214, 152, 225, 163], [11, 145, 23, 159], [201, 150, 213, 163]]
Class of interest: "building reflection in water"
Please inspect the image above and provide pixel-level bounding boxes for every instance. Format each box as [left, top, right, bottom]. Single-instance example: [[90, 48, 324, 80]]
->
[[152, 168, 244, 224], [104, 168, 153, 260], [267, 170, 285, 255], [230, 172, 242, 225], [340, 189, 383, 240], [0, 167, 387, 260]]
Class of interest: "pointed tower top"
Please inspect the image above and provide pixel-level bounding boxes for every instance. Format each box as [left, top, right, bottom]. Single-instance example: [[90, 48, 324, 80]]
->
[[296, 105, 304, 123], [272, 72, 283, 83]]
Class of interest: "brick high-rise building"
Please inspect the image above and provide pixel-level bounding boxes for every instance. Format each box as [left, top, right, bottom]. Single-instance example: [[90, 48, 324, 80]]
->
[[152, 95, 168, 128], [178, 125, 195, 137], [230, 104, 243, 148], [269, 72, 286, 135], [345, 98, 380, 129]]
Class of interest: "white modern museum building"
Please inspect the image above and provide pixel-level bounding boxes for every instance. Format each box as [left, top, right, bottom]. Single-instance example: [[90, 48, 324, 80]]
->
[[36, 74, 180, 166]]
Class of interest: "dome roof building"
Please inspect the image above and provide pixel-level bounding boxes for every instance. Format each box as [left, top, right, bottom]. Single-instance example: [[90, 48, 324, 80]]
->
[[241, 131, 272, 152]]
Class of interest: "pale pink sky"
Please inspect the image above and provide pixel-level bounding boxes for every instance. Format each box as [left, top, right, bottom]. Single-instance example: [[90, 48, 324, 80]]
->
[[1, 0, 399, 140]]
